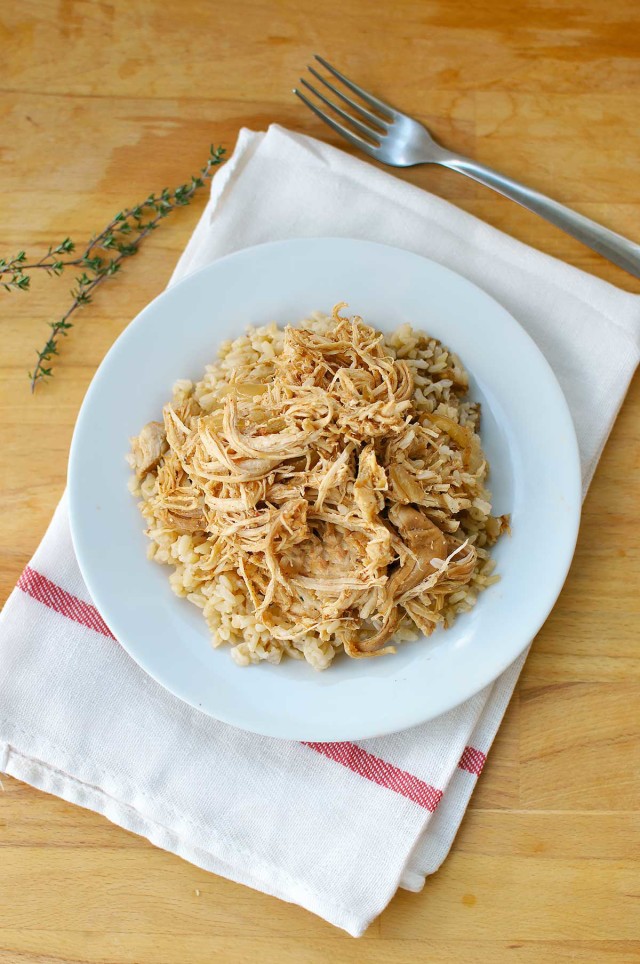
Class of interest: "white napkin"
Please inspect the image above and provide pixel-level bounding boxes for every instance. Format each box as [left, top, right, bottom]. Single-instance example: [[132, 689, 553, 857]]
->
[[1, 126, 638, 937]]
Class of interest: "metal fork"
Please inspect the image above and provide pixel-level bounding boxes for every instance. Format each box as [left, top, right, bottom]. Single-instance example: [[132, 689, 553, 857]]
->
[[294, 56, 640, 280]]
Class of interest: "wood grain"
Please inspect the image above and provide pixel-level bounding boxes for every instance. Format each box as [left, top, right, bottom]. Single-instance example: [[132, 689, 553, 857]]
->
[[1, 0, 639, 961]]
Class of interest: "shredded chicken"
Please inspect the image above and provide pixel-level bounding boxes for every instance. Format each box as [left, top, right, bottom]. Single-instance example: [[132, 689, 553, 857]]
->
[[129, 421, 167, 479], [129, 305, 507, 665]]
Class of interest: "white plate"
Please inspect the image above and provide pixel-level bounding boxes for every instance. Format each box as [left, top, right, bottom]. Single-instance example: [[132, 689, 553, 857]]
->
[[69, 238, 581, 741]]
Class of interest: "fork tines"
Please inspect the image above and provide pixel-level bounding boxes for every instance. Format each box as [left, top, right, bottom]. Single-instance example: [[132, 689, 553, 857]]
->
[[293, 55, 395, 154]]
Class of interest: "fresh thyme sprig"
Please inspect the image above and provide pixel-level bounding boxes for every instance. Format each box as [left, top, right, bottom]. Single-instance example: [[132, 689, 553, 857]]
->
[[0, 144, 226, 391], [1, 238, 77, 292]]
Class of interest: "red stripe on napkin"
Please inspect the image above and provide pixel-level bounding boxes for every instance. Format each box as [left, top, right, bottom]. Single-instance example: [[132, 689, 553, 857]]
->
[[458, 745, 486, 776], [303, 741, 443, 811], [17, 565, 487, 801], [18, 566, 116, 639]]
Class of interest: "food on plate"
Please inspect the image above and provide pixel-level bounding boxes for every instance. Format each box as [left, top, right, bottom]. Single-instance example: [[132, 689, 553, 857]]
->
[[128, 304, 508, 670]]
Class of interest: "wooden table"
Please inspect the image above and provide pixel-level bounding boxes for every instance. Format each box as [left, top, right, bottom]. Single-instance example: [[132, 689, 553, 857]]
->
[[1, 1, 639, 961]]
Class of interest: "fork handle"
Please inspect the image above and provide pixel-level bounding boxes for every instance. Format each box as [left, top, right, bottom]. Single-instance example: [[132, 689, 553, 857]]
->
[[440, 156, 640, 279]]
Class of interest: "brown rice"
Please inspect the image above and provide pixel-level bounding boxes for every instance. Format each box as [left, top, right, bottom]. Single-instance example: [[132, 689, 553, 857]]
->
[[128, 308, 506, 670]]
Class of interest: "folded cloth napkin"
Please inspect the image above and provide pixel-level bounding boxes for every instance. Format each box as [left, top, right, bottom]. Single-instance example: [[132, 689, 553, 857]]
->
[[1, 126, 639, 937]]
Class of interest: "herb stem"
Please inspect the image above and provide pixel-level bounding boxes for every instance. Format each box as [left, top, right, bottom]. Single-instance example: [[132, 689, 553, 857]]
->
[[7, 143, 227, 391]]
